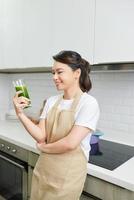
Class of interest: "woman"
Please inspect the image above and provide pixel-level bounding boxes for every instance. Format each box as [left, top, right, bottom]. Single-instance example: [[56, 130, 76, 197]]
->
[[13, 50, 100, 200]]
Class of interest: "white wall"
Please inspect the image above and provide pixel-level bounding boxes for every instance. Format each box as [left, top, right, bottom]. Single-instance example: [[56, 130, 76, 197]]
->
[[90, 71, 134, 139]]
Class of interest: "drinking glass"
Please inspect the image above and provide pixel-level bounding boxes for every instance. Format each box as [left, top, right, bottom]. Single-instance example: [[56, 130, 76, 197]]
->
[[13, 79, 31, 107]]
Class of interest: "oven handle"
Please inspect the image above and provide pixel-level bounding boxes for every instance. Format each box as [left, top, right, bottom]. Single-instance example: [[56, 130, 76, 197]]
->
[[0, 154, 25, 169]]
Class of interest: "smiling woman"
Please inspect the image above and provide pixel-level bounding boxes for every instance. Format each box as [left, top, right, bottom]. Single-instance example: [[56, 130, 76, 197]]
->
[[52, 61, 78, 92], [13, 50, 100, 200], [52, 50, 92, 95]]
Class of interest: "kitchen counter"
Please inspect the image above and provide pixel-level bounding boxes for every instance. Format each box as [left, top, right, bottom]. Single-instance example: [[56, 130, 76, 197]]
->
[[0, 120, 134, 192], [0, 120, 38, 154]]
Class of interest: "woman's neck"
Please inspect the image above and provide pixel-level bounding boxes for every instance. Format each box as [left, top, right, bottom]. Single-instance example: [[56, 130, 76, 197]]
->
[[63, 87, 82, 100]]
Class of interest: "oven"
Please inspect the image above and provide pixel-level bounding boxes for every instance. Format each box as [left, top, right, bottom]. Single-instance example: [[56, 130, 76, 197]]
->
[[0, 138, 29, 200]]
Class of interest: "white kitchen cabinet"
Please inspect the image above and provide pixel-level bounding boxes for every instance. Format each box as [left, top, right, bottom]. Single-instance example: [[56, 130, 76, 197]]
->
[[22, 0, 53, 67], [0, 1, 5, 67], [2, 0, 134, 68], [1, 0, 53, 68], [48, 0, 95, 64], [1, 0, 95, 69], [3, 0, 24, 68], [94, 0, 134, 64]]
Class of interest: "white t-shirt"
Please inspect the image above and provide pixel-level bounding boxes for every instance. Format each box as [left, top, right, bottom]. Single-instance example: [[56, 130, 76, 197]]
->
[[40, 92, 100, 160]]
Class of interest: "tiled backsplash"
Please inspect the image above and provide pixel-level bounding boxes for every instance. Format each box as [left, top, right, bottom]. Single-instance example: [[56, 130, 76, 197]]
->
[[0, 71, 134, 138], [90, 71, 134, 137]]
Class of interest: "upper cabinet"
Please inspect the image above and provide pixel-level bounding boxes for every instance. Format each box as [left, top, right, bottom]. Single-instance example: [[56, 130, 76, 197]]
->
[[94, 0, 134, 64], [1, 0, 52, 68], [0, 0, 5, 67], [22, 0, 53, 67], [2, 0, 133, 69], [3, 0, 24, 68], [0, 0, 95, 69], [50, 0, 95, 64]]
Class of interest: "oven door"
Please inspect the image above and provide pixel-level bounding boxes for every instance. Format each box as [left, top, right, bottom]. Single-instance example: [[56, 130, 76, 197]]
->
[[0, 152, 28, 200]]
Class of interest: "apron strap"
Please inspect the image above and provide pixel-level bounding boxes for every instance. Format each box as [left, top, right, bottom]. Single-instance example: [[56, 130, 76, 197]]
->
[[50, 91, 83, 113], [70, 91, 83, 112]]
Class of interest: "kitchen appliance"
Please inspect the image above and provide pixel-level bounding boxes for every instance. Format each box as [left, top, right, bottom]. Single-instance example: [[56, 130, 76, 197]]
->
[[89, 139, 134, 170], [0, 138, 29, 200]]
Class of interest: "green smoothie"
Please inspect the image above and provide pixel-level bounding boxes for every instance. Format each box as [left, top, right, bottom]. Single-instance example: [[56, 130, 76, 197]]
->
[[15, 85, 30, 99], [15, 85, 31, 108]]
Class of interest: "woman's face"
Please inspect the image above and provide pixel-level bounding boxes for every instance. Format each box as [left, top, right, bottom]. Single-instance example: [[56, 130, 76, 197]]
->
[[52, 61, 80, 91]]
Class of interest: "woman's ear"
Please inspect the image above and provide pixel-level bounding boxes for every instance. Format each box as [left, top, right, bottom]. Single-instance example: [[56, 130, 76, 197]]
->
[[74, 68, 81, 79]]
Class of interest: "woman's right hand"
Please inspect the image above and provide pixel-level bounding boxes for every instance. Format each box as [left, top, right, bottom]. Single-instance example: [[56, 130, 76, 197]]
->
[[13, 91, 30, 116]]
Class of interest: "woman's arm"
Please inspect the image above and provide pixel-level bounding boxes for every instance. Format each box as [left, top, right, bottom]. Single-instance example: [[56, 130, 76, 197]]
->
[[13, 92, 46, 143], [37, 125, 91, 153], [18, 114, 46, 143]]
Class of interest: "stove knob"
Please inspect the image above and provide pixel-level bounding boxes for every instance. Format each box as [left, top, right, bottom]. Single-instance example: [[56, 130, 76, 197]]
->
[[7, 146, 11, 150], [1, 144, 5, 148], [12, 149, 17, 153]]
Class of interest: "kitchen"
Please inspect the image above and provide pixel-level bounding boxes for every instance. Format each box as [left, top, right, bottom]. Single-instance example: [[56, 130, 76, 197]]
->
[[0, 0, 134, 200]]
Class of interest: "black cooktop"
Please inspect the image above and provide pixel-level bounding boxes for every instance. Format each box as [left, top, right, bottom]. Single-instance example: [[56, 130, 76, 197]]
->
[[89, 139, 134, 170]]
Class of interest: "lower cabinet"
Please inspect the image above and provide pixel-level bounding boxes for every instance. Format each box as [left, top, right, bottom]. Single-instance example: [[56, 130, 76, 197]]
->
[[84, 175, 134, 200]]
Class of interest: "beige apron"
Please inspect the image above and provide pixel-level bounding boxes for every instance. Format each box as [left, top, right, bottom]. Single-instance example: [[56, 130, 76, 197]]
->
[[30, 92, 87, 200]]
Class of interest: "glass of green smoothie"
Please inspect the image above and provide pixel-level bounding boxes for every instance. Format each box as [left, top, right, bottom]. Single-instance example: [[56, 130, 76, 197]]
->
[[13, 79, 31, 107]]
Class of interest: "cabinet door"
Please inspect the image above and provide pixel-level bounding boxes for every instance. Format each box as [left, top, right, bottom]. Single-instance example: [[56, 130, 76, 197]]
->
[[94, 0, 134, 63], [2, 0, 53, 68], [50, 0, 95, 63], [23, 0, 53, 67], [2, 0, 95, 68], [2, 0, 24, 68], [0, 0, 5, 68]]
